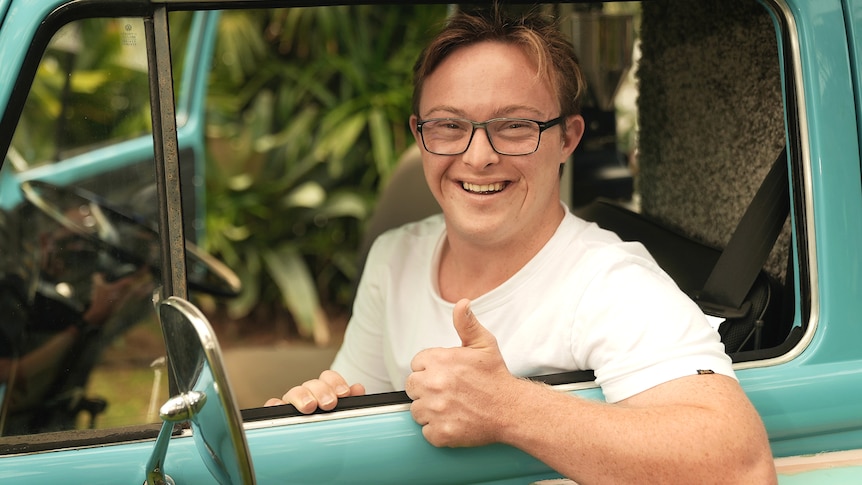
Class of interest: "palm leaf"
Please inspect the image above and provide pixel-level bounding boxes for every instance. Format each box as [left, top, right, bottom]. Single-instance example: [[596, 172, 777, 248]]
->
[[262, 245, 331, 345]]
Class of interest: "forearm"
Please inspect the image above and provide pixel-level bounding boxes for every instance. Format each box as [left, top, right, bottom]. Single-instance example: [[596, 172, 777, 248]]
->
[[496, 376, 776, 484]]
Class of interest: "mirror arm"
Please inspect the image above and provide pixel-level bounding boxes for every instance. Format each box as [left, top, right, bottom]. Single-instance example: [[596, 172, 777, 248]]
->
[[145, 391, 208, 485], [144, 421, 176, 485]]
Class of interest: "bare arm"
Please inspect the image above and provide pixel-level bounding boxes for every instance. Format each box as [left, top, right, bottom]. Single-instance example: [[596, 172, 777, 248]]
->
[[498, 372, 774, 483], [406, 299, 776, 484]]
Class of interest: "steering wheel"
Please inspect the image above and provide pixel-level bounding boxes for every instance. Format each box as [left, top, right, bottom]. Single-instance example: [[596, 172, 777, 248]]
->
[[20, 179, 241, 298]]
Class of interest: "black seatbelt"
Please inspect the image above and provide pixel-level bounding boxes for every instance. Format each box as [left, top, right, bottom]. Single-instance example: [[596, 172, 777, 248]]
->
[[696, 147, 790, 318]]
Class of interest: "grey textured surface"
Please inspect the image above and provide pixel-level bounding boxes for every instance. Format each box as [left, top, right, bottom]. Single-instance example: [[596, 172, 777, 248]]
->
[[637, 0, 789, 277]]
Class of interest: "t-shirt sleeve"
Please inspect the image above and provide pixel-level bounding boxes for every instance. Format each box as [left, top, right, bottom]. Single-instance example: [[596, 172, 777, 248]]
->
[[330, 236, 396, 393], [571, 253, 736, 403]]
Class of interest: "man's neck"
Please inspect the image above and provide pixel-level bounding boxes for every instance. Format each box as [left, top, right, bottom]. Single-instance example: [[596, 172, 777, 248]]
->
[[437, 205, 565, 302]]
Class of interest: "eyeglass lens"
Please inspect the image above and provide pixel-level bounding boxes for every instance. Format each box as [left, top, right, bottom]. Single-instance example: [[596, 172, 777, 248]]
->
[[420, 119, 543, 156]]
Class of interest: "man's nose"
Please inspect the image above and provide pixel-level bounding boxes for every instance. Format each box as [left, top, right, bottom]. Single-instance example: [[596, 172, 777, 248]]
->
[[461, 128, 500, 168]]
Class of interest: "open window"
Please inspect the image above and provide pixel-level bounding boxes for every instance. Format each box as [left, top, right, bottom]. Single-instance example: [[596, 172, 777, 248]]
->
[[189, 1, 809, 420]]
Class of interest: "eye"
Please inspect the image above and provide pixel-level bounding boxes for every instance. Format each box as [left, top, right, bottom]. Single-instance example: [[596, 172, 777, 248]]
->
[[423, 119, 470, 135], [501, 120, 531, 130], [441, 120, 469, 131], [493, 119, 536, 136]]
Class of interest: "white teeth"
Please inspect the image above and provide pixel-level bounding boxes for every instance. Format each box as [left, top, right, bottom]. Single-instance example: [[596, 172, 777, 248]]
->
[[462, 182, 505, 194]]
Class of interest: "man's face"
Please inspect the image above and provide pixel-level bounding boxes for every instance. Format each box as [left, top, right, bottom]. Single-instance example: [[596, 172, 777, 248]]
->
[[411, 41, 583, 249]]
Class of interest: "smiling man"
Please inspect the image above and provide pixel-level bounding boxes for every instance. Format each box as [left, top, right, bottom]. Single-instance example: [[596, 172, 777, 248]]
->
[[268, 6, 776, 483]]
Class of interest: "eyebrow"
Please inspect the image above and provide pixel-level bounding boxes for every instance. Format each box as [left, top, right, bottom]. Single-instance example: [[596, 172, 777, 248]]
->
[[421, 104, 547, 119]]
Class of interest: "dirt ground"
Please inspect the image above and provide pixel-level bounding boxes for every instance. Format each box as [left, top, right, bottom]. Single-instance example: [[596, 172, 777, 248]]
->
[[206, 305, 349, 408], [99, 303, 348, 365]]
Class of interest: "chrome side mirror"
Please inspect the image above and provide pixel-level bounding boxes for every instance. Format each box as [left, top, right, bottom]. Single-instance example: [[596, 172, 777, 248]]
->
[[145, 296, 254, 485]]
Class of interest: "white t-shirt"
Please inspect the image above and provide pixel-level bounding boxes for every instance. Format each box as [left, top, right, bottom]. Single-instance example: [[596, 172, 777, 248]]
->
[[332, 208, 735, 403]]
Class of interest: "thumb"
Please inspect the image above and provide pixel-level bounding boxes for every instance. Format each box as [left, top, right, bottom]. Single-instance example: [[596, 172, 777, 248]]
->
[[453, 299, 497, 350]]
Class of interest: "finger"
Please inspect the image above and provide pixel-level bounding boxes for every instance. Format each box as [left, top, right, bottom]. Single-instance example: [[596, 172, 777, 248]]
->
[[308, 378, 346, 411], [282, 382, 329, 413], [409, 400, 426, 425], [410, 349, 429, 372], [420, 422, 446, 448], [453, 299, 497, 350], [349, 383, 366, 396], [264, 398, 285, 407], [282, 385, 317, 413], [405, 373, 419, 400], [318, 369, 352, 397]]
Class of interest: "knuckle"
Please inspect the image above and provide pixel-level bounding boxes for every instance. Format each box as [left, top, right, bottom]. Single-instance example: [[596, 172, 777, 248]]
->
[[283, 388, 315, 412], [426, 396, 447, 414], [286, 385, 307, 398], [319, 370, 347, 386], [425, 373, 449, 393]]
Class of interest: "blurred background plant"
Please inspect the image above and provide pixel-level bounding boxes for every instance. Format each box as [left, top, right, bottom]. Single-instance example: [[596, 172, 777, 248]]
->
[[10, 17, 184, 167], [202, 5, 449, 344]]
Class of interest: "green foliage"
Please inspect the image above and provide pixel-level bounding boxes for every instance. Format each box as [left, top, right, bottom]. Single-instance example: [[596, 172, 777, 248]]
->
[[204, 6, 447, 342]]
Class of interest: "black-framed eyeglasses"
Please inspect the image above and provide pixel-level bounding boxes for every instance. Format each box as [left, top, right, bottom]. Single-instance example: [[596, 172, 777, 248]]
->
[[415, 116, 564, 156]]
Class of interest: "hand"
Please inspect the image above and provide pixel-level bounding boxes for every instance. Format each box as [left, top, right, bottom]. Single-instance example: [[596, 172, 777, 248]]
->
[[406, 299, 518, 447], [82, 268, 153, 326], [265, 369, 366, 413]]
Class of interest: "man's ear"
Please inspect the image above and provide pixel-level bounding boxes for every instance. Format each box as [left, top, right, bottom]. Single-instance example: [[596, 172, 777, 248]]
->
[[562, 114, 585, 158], [409, 114, 422, 146]]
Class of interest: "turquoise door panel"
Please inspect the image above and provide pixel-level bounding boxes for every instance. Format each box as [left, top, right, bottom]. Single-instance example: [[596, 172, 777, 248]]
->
[[779, 466, 862, 484], [0, 409, 560, 484], [740, 0, 862, 460]]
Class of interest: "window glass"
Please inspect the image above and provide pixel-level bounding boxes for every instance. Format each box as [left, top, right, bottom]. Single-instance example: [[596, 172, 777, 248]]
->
[[0, 9, 207, 446], [0, 17, 169, 437], [9, 14, 193, 171], [10, 18, 151, 168]]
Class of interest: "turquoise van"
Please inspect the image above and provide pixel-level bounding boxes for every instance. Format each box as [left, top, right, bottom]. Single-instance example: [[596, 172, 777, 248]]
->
[[0, 0, 861, 483]]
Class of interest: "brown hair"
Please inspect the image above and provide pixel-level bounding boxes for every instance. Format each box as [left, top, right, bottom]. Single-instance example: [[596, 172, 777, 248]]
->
[[412, 6, 587, 119]]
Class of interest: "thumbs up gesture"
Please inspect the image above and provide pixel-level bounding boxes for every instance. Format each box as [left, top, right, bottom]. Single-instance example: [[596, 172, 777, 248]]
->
[[453, 298, 498, 350], [406, 299, 519, 447]]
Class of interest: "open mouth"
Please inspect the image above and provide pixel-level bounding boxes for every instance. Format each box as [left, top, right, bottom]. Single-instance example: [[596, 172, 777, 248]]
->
[[461, 181, 508, 194]]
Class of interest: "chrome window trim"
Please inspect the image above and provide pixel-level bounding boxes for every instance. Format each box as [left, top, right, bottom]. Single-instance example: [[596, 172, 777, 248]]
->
[[735, 0, 817, 371]]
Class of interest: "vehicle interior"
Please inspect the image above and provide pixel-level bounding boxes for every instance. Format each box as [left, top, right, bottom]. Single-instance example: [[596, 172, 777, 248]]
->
[[0, 0, 810, 453]]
